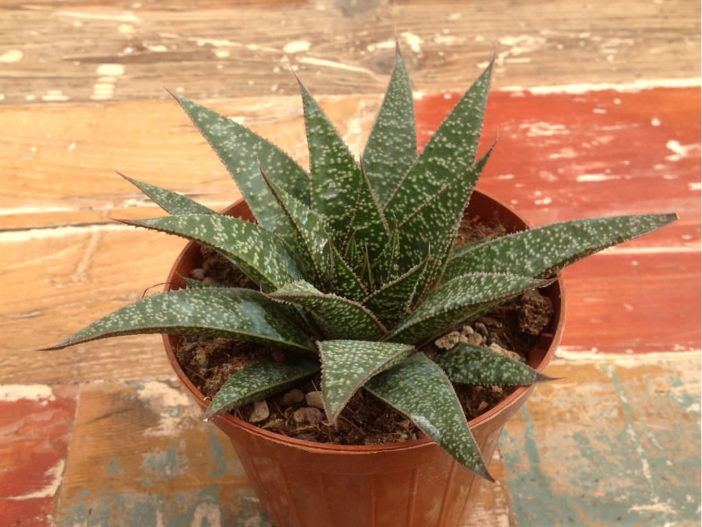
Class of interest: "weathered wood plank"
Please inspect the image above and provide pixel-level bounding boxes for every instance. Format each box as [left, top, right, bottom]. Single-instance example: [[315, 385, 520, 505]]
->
[[0, 384, 77, 527], [51, 378, 512, 526], [0, 0, 698, 104], [54, 379, 266, 527], [2, 225, 698, 383], [501, 353, 701, 526], [1, 88, 699, 231]]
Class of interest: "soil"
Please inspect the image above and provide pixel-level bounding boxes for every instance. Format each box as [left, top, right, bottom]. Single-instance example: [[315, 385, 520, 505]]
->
[[175, 215, 554, 445]]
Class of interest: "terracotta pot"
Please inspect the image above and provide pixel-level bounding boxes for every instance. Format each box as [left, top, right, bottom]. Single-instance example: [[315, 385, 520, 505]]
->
[[162, 190, 566, 527]]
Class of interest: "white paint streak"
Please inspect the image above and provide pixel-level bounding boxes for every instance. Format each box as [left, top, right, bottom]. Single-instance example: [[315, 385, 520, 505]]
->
[[522, 122, 569, 137], [57, 11, 141, 23], [554, 347, 701, 365], [0, 50, 23, 63], [8, 460, 65, 500], [689, 182, 701, 191], [651, 117, 662, 126], [147, 44, 168, 53], [548, 147, 577, 159], [434, 35, 463, 45], [366, 39, 395, 53], [400, 32, 424, 53], [283, 40, 311, 54], [96, 63, 125, 76], [665, 140, 698, 161], [41, 90, 70, 102], [534, 197, 552, 205], [118, 23, 134, 35], [0, 384, 54, 402], [500, 77, 701, 94], [576, 173, 621, 182], [297, 56, 373, 75], [0, 223, 126, 243], [212, 49, 229, 58]]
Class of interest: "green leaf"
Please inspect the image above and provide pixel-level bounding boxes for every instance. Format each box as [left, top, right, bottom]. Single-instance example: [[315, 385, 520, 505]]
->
[[299, 81, 388, 255], [436, 343, 552, 386], [119, 173, 214, 215], [444, 214, 678, 281], [171, 94, 310, 232], [259, 169, 331, 285], [327, 242, 369, 301], [206, 359, 319, 418], [362, 45, 417, 206], [366, 353, 492, 480], [390, 273, 548, 344], [363, 258, 426, 327], [318, 340, 413, 423], [372, 224, 401, 284], [384, 60, 493, 226], [45, 288, 314, 352], [120, 214, 303, 292], [397, 144, 494, 272], [411, 230, 453, 306], [269, 281, 386, 340]]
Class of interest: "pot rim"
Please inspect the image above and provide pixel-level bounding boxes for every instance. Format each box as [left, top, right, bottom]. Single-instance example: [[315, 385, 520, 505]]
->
[[162, 189, 566, 455]]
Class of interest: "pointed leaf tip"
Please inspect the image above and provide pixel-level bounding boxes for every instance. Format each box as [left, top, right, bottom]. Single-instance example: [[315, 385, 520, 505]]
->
[[366, 353, 491, 479]]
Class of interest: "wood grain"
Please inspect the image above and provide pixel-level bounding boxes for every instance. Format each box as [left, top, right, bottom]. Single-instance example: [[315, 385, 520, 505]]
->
[[2, 88, 699, 231], [0, 0, 699, 104]]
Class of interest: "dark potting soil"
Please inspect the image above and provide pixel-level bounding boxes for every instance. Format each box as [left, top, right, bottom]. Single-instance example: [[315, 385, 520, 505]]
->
[[175, 216, 554, 446]]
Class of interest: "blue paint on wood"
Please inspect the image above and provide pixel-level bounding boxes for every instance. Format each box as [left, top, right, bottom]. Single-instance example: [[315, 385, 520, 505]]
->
[[500, 365, 701, 526]]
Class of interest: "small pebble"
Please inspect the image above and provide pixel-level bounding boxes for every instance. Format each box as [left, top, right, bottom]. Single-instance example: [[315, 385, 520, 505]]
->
[[477, 401, 489, 412], [474, 322, 489, 337], [281, 389, 305, 406], [305, 390, 325, 410], [189, 267, 206, 280], [203, 277, 216, 285], [435, 331, 461, 350], [293, 407, 324, 425], [249, 400, 270, 423]]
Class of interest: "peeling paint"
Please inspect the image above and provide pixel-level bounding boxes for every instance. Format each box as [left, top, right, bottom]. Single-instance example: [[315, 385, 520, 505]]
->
[[0, 384, 54, 402]]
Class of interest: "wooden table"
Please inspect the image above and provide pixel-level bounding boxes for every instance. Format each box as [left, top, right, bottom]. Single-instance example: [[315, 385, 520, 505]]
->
[[2, 1, 700, 525]]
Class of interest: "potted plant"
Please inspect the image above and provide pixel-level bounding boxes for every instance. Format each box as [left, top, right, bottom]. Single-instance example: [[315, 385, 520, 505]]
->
[[48, 46, 675, 526]]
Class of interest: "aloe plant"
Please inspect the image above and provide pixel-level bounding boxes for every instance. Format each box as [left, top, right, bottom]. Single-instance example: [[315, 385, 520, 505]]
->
[[49, 46, 675, 480]]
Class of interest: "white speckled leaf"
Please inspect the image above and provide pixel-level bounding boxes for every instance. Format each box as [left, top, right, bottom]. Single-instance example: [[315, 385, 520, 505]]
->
[[390, 273, 548, 344], [269, 281, 386, 340], [327, 242, 368, 301], [259, 169, 331, 285], [397, 144, 494, 273], [121, 214, 303, 292], [120, 173, 214, 215], [299, 81, 387, 255], [318, 340, 413, 423], [436, 344, 552, 386], [362, 46, 417, 206], [384, 60, 493, 225], [445, 214, 678, 281], [172, 94, 310, 232], [365, 352, 492, 480], [363, 258, 426, 327], [206, 359, 320, 418], [45, 288, 314, 352], [372, 225, 401, 284]]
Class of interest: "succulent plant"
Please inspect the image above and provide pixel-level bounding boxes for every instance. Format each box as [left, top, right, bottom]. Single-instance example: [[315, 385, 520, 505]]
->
[[49, 47, 675, 480]]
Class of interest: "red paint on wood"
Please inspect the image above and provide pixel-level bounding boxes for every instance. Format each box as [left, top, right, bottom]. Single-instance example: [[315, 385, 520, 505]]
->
[[415, 87, 700, 354], [415, 88, 700, 229], [0, 385, 77, 526], [561, 252, 700, 353]]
